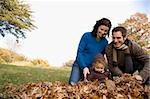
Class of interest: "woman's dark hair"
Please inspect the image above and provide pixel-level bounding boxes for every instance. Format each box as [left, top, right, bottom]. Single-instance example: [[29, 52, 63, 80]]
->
[[91, 18, 112, 37], [112, 26, 127, 38]]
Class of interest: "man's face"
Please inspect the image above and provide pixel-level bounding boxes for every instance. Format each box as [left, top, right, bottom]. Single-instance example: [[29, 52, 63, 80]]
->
[[112, 31, 125, 48], [97, 25, 109, 38]]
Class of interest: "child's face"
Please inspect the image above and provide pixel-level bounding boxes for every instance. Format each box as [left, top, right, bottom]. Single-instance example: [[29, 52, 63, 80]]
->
[[94, 63, 105, 73]]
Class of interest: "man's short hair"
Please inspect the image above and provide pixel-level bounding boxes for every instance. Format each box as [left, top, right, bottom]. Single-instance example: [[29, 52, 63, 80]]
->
[[112, 26, 127, 38]]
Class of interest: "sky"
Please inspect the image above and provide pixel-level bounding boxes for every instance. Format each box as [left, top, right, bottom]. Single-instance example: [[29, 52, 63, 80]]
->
[[0, 0, 150, 67]]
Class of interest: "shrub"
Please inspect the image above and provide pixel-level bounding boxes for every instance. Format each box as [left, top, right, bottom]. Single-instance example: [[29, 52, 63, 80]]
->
[[31, 59, 50, 67], [0, 48, 27, 63], [0, 58, 6, 64]]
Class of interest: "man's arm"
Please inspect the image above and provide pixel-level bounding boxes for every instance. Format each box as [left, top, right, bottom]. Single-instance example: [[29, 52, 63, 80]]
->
[[132, 42, 150, 83]]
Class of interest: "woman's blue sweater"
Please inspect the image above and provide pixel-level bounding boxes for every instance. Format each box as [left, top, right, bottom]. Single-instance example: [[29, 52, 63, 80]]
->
[[76, 32, 108, 69]]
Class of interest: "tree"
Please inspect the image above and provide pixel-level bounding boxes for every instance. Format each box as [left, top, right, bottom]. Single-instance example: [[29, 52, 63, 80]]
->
[[119, 12, 150, 51], [0, 0, 35, 40]]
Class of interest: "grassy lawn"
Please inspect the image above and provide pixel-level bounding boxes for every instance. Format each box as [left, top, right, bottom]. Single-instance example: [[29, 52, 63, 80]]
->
[[0, 64, 71, 89]]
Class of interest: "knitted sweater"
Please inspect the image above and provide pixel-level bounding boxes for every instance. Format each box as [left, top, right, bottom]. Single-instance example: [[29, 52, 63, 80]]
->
[[75, 32, 108, 69]]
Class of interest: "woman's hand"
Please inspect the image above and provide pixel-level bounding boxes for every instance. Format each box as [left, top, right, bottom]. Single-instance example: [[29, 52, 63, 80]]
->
[[83, 67, 90, 80]]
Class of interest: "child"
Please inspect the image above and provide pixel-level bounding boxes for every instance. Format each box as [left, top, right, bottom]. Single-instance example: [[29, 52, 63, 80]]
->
[[86, 54, 112, 81]]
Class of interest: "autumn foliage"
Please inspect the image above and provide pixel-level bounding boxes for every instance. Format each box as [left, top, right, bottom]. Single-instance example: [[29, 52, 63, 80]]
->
[[1, 74, 150, 99], [119, 12, 150, 53], [0, 48, 50, 67], [0, 48, 26, 63]]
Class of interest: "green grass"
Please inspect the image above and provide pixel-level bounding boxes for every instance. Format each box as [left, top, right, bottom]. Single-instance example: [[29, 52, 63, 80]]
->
[[0, 64, 71, 88]]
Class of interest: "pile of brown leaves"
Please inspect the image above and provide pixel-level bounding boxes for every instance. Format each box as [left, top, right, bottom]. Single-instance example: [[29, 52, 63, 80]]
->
[[1, 74, 150, 99]]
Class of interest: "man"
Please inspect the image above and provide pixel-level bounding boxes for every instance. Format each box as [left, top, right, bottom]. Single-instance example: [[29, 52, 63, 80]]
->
[[106, 26, 150, 85]]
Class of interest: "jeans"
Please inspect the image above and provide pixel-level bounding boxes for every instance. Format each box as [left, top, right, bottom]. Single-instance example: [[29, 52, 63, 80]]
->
[[68, 62, 83, 85]]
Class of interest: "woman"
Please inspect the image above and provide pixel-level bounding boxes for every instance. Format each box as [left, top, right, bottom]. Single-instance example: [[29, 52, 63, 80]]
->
[[69, 18, 112, 85]]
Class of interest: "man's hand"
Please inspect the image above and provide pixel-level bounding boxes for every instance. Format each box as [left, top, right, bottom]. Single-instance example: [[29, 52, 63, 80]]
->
[[133, 75, 143, 81], [83, 67, 90, 80]]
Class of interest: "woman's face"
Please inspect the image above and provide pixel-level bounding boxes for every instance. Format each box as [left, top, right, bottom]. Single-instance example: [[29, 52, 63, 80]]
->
[[96, 25, 109, 38]]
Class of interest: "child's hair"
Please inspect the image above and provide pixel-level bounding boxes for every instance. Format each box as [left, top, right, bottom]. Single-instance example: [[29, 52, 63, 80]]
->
[[92, 54, 106, 68]]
